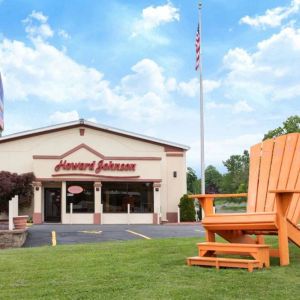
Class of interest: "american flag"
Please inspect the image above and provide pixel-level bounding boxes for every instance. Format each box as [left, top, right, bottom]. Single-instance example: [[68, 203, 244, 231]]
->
[[195, 23, 200, 71], [0, 73, 3, 131]]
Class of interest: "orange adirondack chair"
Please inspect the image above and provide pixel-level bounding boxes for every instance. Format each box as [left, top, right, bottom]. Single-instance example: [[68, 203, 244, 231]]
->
[[191, 133, 300, 266]]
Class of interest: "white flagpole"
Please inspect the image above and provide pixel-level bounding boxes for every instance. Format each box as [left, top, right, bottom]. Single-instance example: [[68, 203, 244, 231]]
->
[[198, 1, 205, 195]]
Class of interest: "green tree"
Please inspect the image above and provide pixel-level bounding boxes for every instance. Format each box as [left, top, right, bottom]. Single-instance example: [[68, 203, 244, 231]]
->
[[205, 165, 222, 194], [221, 150, 249, 202], [186, 167, 200, 194], [263, 115, 300, 140], [178, 194, 195, 222], [200, 115, 300, 206]]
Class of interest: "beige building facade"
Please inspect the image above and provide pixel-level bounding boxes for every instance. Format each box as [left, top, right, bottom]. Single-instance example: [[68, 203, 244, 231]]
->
[[0, 120, 189, 224]]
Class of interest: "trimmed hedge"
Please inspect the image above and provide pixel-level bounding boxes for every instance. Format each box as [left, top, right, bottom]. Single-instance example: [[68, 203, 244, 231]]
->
[[179, 194, 195, 222]]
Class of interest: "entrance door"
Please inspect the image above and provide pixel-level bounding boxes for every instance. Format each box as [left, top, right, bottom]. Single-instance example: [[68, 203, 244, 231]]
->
[[44, 188, 61, 222]]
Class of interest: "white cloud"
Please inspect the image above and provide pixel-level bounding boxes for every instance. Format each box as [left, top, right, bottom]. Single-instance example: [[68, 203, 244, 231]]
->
[[187, 133, 262, 170], [0, 38, 106, 102], [223, 48, 253, 71], [178, 78, 198, 98], [49, 110, 80, 123], [86, 117, 97, 123], [204, 80, 221, 94], [4, 8, 267, 172], [58, 29, 70, 39], [207, 134, 262, 166], [165, 77, 177, 92], [177, 79, 220, 98], [232, 100, 254, 113], [28, 11, 48, 23], [132, 1, 179, 41], [23, 11, 70, 42], [3, 113, 31, 134], [206, 100, 253, 113], [222, 27, 300, 104], [240, 0, 300, 29], [140, 1, 179, 29], [120, 59, 166, 96], [206, 102, 229, 110], [23, 11, 54, 41], [1, 12, 198, 124]]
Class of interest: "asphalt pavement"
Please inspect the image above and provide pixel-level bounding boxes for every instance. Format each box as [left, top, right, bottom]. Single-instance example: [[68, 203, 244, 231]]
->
[[23, 223, 205, 247]]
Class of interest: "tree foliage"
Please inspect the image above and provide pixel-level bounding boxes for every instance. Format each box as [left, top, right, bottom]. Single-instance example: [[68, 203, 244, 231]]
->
[[186, 115, 300, 207], [178, 194, 195, 222], [187, 167, 200, 194], [263, 115, 300, 140], [221, 150, 249, 194], [205, 165, 222, 194], [0, 172, 35, 212]]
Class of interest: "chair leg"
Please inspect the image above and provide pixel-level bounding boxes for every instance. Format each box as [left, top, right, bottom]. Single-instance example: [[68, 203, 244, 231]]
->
[[278, 221, 290, 266], [276, 192, 292, 266], [205, 230, 215, 242]]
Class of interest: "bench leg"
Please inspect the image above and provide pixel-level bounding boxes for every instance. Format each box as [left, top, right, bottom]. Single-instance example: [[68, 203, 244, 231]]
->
[[256, 235, 265, 244], [248, 264, 254, 272], [205, 230, 215, 242], [215, 260, 220, 270], [264, 250, 270, 268]]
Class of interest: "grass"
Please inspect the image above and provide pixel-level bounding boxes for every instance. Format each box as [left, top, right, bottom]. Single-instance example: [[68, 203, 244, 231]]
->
[[217, 206, 246, 212], [0, 237, 300, 300]]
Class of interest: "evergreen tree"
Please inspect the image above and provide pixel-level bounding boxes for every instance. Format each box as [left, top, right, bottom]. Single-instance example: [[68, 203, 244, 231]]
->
[[179, 194, 195, 222]]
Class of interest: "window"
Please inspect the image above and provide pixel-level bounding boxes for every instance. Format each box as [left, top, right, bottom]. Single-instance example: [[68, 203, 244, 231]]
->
[[66, 182, 94, 213], [102, 182, 153, 213]]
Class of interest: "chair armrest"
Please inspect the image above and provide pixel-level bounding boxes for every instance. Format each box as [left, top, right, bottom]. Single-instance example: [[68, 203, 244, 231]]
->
[[269, 190, 300, 216], [188, 193, 247, 199], [269, 189, 300, 194], [188, 194, 247, 216]]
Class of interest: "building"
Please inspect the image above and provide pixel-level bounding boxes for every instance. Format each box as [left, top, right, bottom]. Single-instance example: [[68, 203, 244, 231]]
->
[[0, 120, 189, 224]]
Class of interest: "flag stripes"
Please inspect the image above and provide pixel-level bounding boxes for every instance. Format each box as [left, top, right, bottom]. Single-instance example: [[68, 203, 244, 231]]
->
[[195, 24, 200, 71]]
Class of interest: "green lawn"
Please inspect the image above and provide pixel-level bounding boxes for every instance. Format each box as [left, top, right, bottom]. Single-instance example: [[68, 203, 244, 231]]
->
[[0, 237, 300, 300]]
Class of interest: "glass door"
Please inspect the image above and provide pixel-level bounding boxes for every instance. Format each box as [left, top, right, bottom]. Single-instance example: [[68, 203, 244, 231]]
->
[[44, 188, 61, 222]]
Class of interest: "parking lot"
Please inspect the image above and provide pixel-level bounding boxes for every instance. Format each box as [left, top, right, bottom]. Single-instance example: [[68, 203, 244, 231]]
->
[[24, 223, 205, 247]]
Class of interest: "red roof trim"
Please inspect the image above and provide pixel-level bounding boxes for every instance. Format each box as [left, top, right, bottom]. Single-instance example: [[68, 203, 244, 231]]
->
[[33, 143, 162, 161]]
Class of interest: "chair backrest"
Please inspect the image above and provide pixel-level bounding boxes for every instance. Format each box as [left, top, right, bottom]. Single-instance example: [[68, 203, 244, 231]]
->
[[247, 133, 300, 225]]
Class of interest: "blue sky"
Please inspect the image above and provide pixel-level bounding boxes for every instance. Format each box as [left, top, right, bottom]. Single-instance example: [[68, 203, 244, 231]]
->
[[0, 0, 299, 173]]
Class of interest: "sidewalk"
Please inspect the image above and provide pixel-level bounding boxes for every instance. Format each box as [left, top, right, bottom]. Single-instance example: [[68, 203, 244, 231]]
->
[[164, 222, 202, 225]]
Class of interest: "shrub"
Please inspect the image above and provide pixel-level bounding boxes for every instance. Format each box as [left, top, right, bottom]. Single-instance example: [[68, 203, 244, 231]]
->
[[179, 194, 195, 222], [0, 171, 35, 213]]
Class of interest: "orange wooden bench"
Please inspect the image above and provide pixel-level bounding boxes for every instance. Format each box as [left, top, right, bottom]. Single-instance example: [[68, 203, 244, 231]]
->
[[187, 242, 270, 271], [197, 242, 270, 267], [188, 133, 300, 268], [187, 257, 261, 272]]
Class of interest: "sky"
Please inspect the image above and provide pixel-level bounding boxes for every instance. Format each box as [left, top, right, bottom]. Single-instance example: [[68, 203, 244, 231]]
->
[[0, 0, 299, 174]]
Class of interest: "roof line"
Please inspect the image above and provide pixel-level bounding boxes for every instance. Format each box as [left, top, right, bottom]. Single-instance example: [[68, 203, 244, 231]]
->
[[0, 119, 190, 150]]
